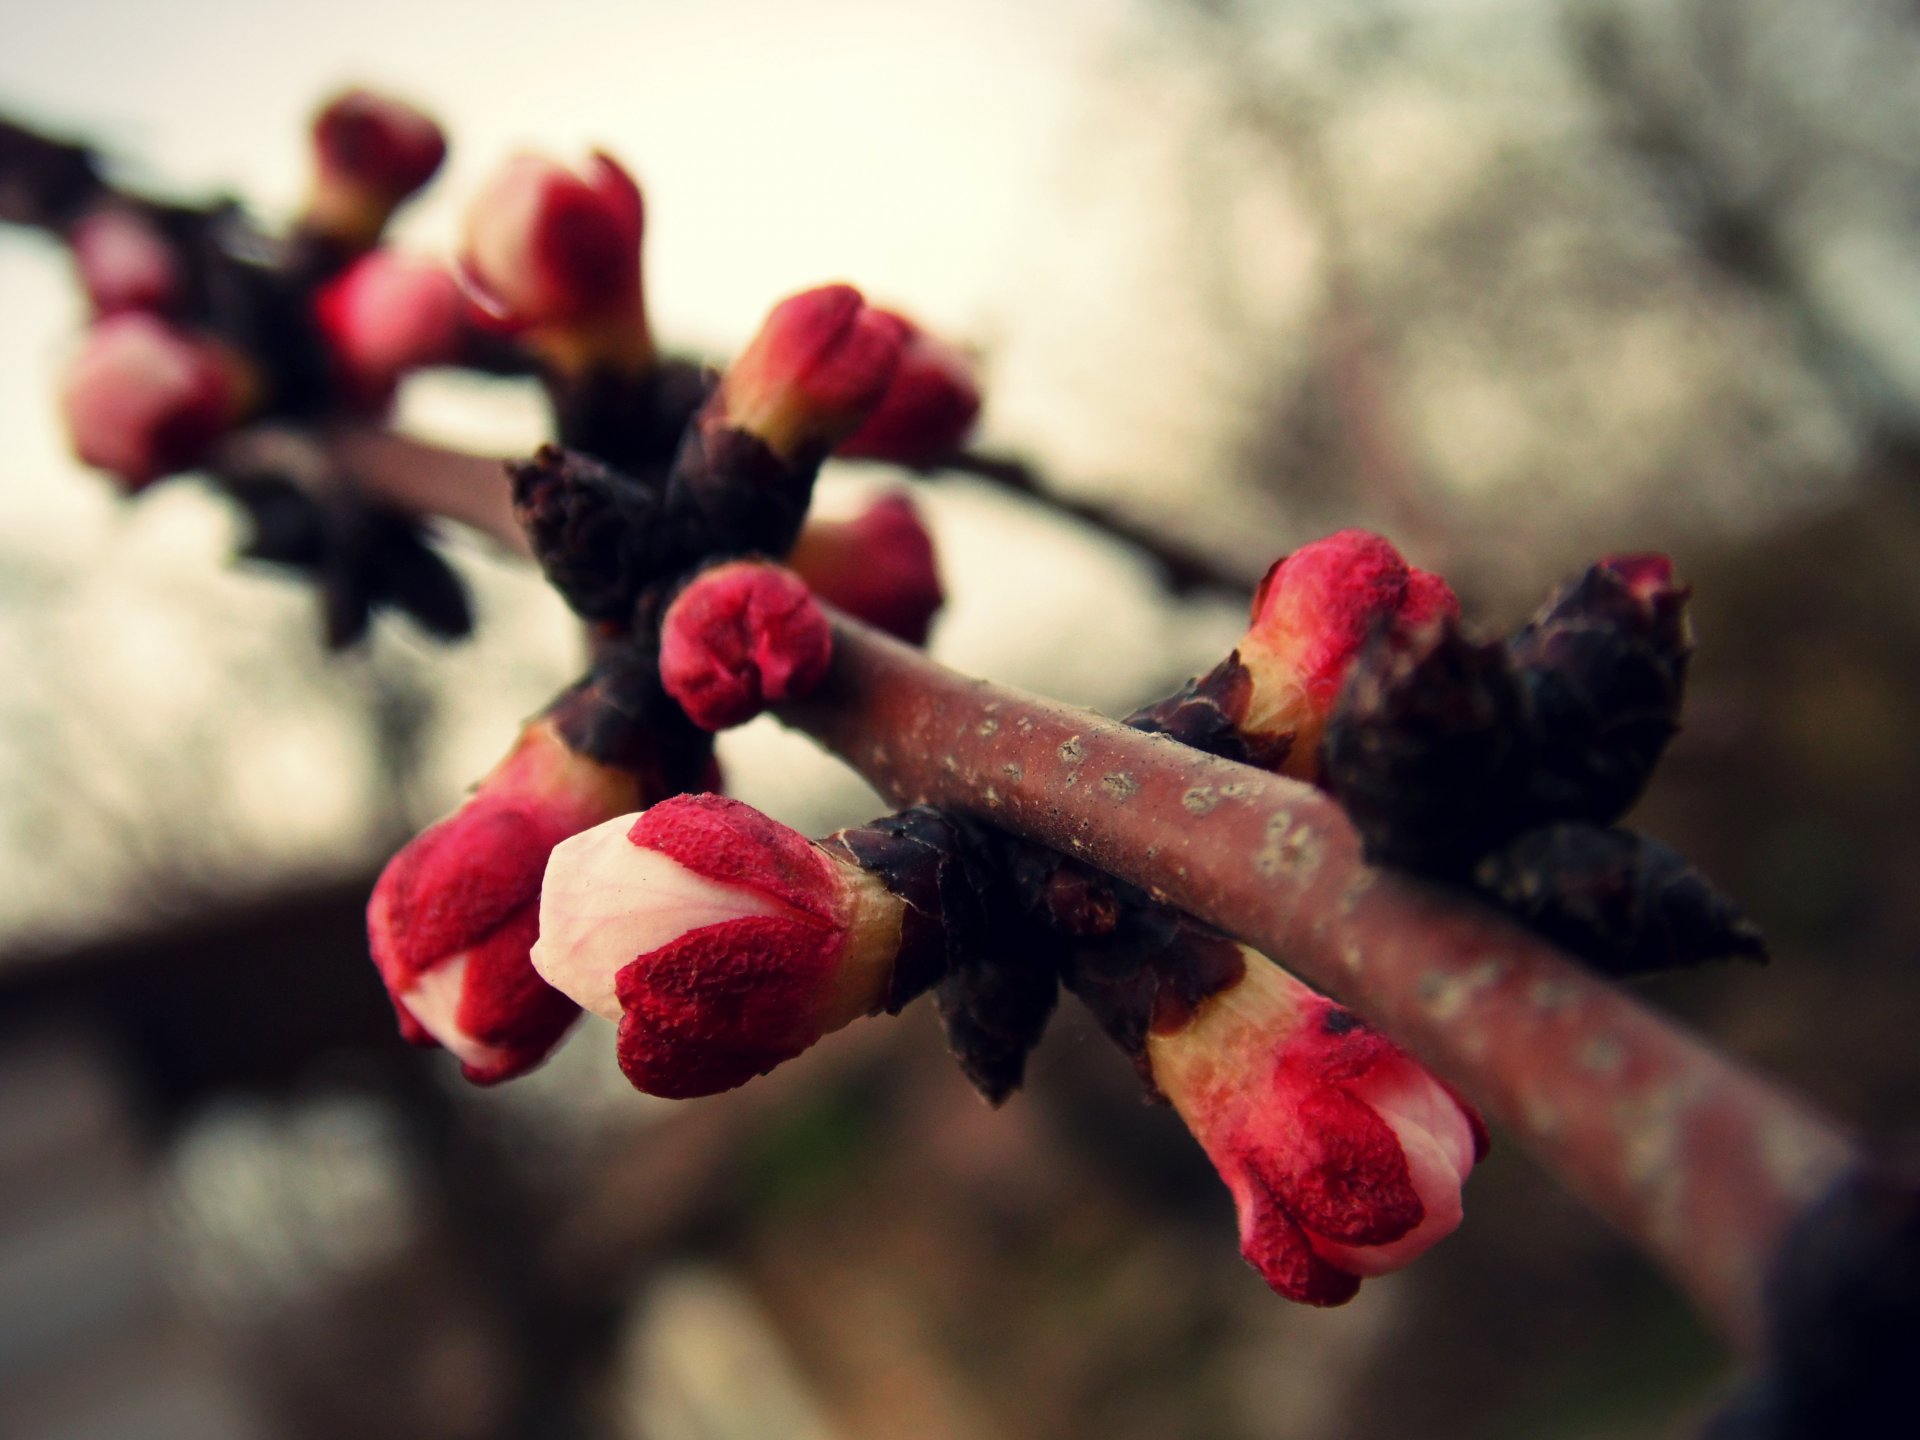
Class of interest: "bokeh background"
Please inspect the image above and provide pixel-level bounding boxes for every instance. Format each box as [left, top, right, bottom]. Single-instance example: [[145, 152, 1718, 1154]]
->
[[4, 0, 1919, 1436]]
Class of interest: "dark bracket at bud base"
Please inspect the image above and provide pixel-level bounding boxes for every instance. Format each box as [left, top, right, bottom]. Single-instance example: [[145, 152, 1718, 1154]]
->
[[1508, 560, 1694, 826], [508, 446, 664, 623], [663, 420, 820, 568], [1323, 616, 1539, 878], [545, 638, 715, 793], [1126, 655, 1277, 769], [1473, 824, 1767, 978], [546, 357, 712, 475], [1319, 560, 1750, 978], [826, 806, 1059, 1105]]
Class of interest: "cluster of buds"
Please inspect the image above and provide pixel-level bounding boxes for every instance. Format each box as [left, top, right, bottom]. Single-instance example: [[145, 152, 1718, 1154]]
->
[[1319, 553, 1762, 975], [366, 695, 679, 1083]]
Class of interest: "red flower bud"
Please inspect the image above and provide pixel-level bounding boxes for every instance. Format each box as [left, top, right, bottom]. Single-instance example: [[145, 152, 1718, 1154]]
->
[[68, 206, 180, 316], [460, 151, 650, 373], [658, 561, 832, 731], [306, 89, 446, 247], [533, 793, 906, 1098], [367, 717, 651, 1084], [1238, 530, 1457, 781], [835, 312, 981, 466], [787, 492, 944, 645], [314, 250, 464, 407], [717, 285, 905, 462], [1149, 956, 1486, 1305], [60, 314, 251, 489]]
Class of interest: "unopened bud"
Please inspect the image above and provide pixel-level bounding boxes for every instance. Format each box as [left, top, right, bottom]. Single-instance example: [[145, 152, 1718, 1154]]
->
[[68, 205, 180, 316], [836, 312, 981, 466], [659, 561, 832, 730], [534, 794, 908, 1098], [1131, 530, 1456, 779], [306, 89, 446, 248], [1323, 616, 1536, 876], [1148, 955, 1485, 1305], [61, 314, 252, 489], [1508, 554, 1692, 825], [367, 716, 651, 1083], [460, 151, 650, 374], [314, 250, 463, 407], [715, 285, 904, 464], [787, 492, 944, 645], [1474, 823, 1766, 977]]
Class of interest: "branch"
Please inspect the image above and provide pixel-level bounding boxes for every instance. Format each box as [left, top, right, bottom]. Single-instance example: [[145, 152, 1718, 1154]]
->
[[776, 614, 1857, 1354], [935, 449, 1266, 596], [297, 425, 1856, 1352]]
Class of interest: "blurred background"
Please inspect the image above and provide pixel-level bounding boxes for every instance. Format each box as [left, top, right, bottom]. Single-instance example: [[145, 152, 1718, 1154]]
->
[[3, 0, 1919, 1436]]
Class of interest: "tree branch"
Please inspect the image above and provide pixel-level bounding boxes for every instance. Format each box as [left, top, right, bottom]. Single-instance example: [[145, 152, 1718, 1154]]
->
[[776, 614, 1857, 1355], [300, 424, 1856, 1353]]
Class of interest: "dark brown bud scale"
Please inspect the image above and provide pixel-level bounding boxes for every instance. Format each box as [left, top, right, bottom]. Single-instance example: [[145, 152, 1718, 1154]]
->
[[1507, 558, 1693, 826], [1472, 823, 1767, 978], [508, 445, 662, 621], [1322, 616, 1538, 878]]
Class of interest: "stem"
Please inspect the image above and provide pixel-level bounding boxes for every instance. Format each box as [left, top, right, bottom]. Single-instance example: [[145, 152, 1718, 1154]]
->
[[935, 449, 1265, 597], [324, 426, 530, 555], [777, 614, 1857, 1354]]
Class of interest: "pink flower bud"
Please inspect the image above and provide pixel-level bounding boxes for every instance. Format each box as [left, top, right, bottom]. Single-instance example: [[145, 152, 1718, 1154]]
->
[[787, 492, 944, 645], [459, 151, 650, 373], [533, 794, 906, 1098], [60, 314, 250, 489], [659, 562, 833, 731], [306, 89, 446, 247], [717, 285, 905, 462], [314, 250, 464, 406], [68, 206, 180, 316], [367, 717, 651, 1084], [1238, 530, 1457, 780], [1148, 955, 1487, 1305], [835, 312, 981, 466]]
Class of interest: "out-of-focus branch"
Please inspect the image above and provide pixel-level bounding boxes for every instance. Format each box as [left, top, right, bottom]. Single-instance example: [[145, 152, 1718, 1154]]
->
[[777, 614, 1857, 1355], [935, 448, 1264, 596]]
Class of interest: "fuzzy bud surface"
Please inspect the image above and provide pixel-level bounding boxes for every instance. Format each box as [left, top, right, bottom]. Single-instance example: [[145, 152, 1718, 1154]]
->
[[69, 206, 180, 316], [534, 793, 906, 1098], [716, 285, 905, 462], [659, 561, 832, 730], [1148, 954, 1486, 1305], [367, 717, 650, 1083], [1236, 530, 1457, 779]]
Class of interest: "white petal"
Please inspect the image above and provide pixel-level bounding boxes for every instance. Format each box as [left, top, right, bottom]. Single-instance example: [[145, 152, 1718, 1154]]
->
[[531, 813, 790, 1020], [402, 955, 510, 1074]]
